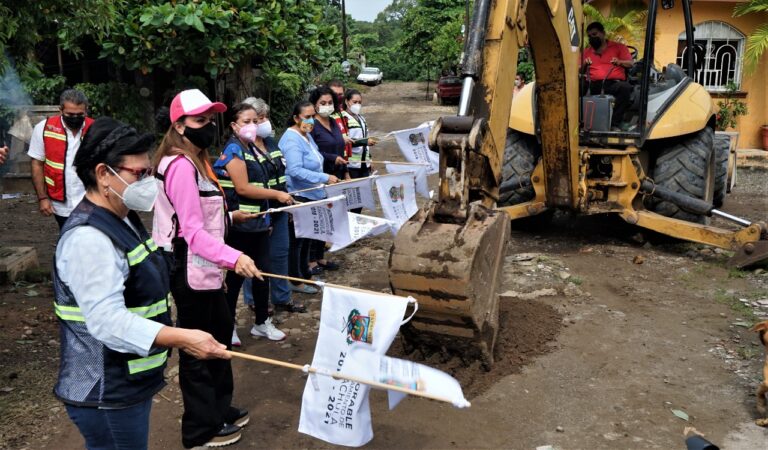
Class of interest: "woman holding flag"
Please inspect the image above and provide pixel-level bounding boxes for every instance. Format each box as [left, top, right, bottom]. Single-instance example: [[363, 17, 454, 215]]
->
[[280, 100, 340, 294], [343, 89, 377, 180], [213, 101, 295, 345], [152, 89, 259, 448]]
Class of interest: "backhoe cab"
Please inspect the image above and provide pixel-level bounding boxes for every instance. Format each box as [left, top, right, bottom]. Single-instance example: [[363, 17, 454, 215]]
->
[[389, 0, 767, 368]]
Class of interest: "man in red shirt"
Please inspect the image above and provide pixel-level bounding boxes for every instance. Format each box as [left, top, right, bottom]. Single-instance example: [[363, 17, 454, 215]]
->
[[582, 22, 634, 130]]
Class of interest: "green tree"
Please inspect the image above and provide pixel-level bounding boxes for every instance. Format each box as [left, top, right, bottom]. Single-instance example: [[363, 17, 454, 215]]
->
[[0, 0, 123, 96], [733, 0, 768, 73], [398, 0, 466, 75], [101, 1, 340, 79], [583, 4, 648, 50]]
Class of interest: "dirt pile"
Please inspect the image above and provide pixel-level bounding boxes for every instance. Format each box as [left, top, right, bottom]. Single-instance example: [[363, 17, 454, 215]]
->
[[392, 298, 562, 399]]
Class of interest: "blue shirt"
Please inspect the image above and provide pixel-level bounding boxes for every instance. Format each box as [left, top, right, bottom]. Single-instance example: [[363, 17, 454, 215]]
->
[[279, 128, 329, 201], [55, 222, 163, 357]]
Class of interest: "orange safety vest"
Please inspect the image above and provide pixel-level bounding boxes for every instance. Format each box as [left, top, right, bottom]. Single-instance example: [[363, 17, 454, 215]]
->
[[331, 112, 352, 158], [42, 116, 93, 202]]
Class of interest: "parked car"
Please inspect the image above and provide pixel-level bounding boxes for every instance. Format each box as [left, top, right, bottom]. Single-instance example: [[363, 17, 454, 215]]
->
[[356, 67, 383, 85], [434, 75, 462, 105]]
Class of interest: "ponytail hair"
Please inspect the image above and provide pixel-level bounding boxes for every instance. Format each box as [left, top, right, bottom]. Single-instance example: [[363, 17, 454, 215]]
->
[[285, 100, 314, 128]]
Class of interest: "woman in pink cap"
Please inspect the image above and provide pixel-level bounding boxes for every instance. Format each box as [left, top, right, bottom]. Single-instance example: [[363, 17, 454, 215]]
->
[[152, 89, 258, 448]]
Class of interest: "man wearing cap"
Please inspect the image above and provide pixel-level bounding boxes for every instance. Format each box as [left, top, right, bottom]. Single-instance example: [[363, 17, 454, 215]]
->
[[28, 89, 93, 229]]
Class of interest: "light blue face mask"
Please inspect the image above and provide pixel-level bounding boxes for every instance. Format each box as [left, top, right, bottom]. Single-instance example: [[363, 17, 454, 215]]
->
[[301, 117, 315, 126]]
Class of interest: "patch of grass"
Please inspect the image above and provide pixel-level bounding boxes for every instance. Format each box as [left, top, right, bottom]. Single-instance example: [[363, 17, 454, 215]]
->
[[737, 346, 761, 360], [569, 276, 584, 286], [713, 289, 758, 324], [692, 264, 708, 275], [727, 268, 748, 279]]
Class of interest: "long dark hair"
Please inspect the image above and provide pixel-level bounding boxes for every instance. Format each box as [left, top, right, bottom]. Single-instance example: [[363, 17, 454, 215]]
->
[[345, 89, 362, 102], [76, 117, 153, 190], [285, 100, 314, 128], [226, 102, 257, 139], [308, 86, 338, 113]]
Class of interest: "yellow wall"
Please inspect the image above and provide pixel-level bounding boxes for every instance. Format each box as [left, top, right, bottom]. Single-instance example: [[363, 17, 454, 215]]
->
[[593, 1, 766, 148]]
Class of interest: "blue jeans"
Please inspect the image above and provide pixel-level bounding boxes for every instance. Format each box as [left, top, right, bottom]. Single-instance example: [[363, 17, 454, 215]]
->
[[244, 212, 291, 306], [65, 397, 152, 450]]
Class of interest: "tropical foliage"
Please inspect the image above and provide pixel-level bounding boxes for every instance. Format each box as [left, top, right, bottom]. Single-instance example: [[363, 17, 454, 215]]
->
[[716, 81, 749, 130], [583, 4, 648, 51], [733, 0, 768, 73]]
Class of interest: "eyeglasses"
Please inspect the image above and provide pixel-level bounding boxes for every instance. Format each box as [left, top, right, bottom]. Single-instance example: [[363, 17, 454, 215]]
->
[[63, 113, 86, 118], [112, 166, 154, 180]]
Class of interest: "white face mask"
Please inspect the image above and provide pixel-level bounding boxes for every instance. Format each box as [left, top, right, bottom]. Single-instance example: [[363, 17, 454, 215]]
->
[[349, 103, 362, 115], [256, 120, 273, 138], [317, 105, 334, 118], [108, 167, 158, 212]]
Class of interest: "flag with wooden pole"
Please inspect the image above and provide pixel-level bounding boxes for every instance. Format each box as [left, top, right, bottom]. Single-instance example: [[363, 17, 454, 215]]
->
[[375, 171, 419, 233], [324, 176, 377, 211], [284, 194, 350, 247], [392, 125, 439, 175], [228, 273, 469, 446], [383, 161, 431, 199], [297, 282, 413, 446]]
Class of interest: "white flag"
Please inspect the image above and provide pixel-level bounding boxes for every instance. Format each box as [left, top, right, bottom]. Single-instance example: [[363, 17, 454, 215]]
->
[[343, 347, 471, 411], [298, 287, 411, 447], [393, 125, 439, 175], [375, 173, 419, 233], [287, 195, 349, 246], [385, 163, 430, 199], [324, 177, 377, 211], [329, 212, 395, 252]]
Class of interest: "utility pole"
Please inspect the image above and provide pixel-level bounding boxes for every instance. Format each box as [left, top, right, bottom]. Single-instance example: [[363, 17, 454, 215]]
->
[[341, 0, 348, 60]]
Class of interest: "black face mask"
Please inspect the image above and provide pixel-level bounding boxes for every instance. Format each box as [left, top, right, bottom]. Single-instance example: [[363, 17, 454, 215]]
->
[[589, 36, 603, 50], [62, 115, 85, 130], [183, 122, 217, 150]]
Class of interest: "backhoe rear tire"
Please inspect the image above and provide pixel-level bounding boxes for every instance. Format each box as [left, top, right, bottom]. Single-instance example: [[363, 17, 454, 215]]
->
[[713, 133, 730, 208], [651, 127, 716, 224], [498, 130, 539, 206]]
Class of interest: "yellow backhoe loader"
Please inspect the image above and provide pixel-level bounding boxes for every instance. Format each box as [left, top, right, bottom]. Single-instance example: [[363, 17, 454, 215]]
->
[[388, 0, 768, 367]]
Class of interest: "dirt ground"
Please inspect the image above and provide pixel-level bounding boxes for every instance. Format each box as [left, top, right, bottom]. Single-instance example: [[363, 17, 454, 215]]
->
[[1, 81, 767, 449]]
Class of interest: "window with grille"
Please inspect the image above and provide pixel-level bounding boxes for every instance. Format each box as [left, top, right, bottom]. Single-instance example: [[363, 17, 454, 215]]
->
[[677, 21, 745, 92]]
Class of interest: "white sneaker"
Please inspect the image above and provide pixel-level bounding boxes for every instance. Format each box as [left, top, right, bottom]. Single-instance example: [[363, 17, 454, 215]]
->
[[250, 318, 286, 341], [231, 328, 241, 347]]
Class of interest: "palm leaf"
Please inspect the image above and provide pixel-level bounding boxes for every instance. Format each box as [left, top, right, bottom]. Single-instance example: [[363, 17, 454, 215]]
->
[[743, 22, 768, 73], [734, 0, 768, 17]]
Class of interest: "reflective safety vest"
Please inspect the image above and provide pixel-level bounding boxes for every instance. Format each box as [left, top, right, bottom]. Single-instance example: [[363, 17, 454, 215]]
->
[[331, 111, 352, 158], [217, 137, 270, 232], [42, 116, 93, 202], [343, 111, 371, 170], [255, 136, 287, 192], [53, 198, 172, 408]]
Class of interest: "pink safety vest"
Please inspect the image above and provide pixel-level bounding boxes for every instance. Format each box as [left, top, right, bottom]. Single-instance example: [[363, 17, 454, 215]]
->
[[153, 155, 226, 291]]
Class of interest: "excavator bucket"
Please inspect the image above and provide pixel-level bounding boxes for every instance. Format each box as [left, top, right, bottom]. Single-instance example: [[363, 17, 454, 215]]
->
[[389, 202, 510, 368]]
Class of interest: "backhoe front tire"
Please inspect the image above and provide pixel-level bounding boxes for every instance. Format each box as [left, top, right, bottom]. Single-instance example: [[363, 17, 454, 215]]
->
[[651, 127, 716, 224], [498, 130, 539, 206]]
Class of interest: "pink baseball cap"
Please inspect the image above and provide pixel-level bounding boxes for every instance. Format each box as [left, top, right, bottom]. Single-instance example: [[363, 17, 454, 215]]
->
[[169, 89, 227, 123]]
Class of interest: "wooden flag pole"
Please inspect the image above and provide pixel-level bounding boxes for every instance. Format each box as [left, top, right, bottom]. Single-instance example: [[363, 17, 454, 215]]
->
[[369, 160, 430, 166], [227, 350, 469, 407], [248, 195, 345, 217], [260, 272, 402, 299], [288, 184, 326, 196]]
